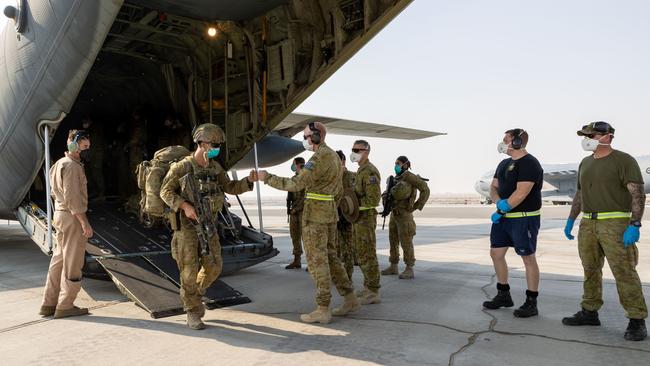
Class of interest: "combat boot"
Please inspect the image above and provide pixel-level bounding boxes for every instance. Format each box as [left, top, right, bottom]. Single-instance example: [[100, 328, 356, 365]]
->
[[332, 292, 361, 316], [562, 309, 601, 326], [300, 306, 332, 324], [398, 266, 414, 279], [381, 263, 398, 275], [355, 287, 370, 297], [513, 291, 538, 318], [358, 290, 381, 305], [624, 319, 647, 341], [482, 283, 514, 310], [285, 255, 301, 269], [187, 311, 206, 330], [39, 305, 56, 317], [53, 306, 89, 319]]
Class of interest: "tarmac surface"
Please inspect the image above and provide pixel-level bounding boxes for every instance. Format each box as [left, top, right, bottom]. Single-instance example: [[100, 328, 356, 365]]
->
[[1, 205, 650, 365]]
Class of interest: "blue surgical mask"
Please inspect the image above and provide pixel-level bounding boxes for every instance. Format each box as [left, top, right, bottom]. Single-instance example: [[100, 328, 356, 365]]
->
[[291, 163, 296, 172], [207, 147, 220, 159], [394, 164, 402, 174]]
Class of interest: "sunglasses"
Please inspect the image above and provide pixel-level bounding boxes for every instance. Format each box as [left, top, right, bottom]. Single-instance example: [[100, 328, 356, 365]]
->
[[351, 148, 367, 153], [200, 142, 221, 148]]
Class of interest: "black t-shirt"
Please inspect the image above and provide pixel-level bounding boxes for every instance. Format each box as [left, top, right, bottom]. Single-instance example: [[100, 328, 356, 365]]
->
[[493, 154, 544, 212]]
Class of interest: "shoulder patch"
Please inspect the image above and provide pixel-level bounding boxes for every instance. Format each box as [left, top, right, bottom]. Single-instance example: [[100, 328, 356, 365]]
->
[[304, 162, 314, 170], [369, 175, 379, 184]]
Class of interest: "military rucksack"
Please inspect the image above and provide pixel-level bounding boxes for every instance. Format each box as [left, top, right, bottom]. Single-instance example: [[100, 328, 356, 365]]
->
[[136, 145, 191, 226]]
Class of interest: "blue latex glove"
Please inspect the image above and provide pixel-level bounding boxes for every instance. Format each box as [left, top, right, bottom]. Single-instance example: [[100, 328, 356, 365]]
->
[[496, 199, 512, 213], [623, 225, 640, 247], [491, 211, 503, 224], [564, 218, 575, 240]]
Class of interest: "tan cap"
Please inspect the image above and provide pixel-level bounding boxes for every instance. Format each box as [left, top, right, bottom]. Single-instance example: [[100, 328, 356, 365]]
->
[[577, 121, 615, 136], [339, 188, 359, 223], [193, 123, 225, 143]]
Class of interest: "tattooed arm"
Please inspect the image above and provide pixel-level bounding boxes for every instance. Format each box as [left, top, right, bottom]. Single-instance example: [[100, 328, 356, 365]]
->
[[627, 183, 646, 221], [568, 189, 582, 220]]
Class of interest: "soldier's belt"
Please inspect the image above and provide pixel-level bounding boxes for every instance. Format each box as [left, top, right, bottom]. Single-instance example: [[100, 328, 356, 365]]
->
[[582, 211, 631, 220], [503, 210, 541, 218], [306, 192, 334, 201]]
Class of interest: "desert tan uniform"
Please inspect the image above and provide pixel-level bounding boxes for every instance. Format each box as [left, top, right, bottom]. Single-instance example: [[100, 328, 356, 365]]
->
[[337, 169, 356, 280], [388, 171, 430, 267], [353, 160, 381, 293], [577, 150, 647, 319], [266, 143, 354, 306], [160, 156, 252, 312], [288, 175, 306, 256], [42, 155, 89, 310]]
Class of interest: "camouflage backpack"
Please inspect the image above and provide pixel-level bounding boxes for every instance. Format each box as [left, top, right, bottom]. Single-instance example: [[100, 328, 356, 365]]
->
[[136, 145, 190, 226]]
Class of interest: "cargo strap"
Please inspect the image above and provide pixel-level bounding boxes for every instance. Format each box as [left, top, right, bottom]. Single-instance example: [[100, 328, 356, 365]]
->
[[503, 210, 541, 218], [306, 193, 334, 201], [582, 211, 631, 220]]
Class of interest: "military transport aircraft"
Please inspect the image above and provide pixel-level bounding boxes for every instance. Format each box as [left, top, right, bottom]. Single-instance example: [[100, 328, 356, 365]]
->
[[474, 155, 650, 205], [0, 0, 441, 317]]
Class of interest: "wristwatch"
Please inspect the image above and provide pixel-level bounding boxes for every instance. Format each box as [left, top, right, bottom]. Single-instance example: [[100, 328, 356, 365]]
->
[[630, 220, 642, 227]]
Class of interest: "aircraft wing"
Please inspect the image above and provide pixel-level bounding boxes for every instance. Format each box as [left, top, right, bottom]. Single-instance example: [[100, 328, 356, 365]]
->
[[275, 113, 444, 139], [542, 163, 579, 190]]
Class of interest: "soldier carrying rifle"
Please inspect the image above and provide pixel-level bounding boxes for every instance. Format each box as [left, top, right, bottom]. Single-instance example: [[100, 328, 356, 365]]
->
[[160, 124, 256, 330]]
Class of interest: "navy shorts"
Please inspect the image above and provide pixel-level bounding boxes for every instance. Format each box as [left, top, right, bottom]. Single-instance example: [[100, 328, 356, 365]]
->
[[490, 216, 540, 256]]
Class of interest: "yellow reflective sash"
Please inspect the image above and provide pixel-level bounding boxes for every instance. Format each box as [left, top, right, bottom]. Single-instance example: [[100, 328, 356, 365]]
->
[[503, 210, 541, 218], [582, 211, 631, 220], [306, 192, 334, 201], [359, 206, 377, 211]]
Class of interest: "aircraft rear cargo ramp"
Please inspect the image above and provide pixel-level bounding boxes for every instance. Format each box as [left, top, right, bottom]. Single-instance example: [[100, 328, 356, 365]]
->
[[17, 202, 278, 318]]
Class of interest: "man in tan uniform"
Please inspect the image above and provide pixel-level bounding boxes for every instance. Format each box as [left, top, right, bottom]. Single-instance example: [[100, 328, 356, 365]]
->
[[160, 124, 255, 330], [349, 140, 382, 305], [40, 130, 94, 319], [258, 122, 360, 324], [286, 157, 306, 269], [381, 156, 430, 279]]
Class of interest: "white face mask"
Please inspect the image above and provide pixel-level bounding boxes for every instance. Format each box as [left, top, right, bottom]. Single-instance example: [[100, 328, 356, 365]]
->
[[349, 152, 361, 163], [497, 142, 509, 154], [581, 136, 610, 152], [302, 139, 313, 152]]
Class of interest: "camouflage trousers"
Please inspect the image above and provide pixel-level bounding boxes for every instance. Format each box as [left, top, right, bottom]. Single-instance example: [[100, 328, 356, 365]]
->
[[337, 222, 354, 281], [389, 211, 416, 267], [171, 227, 222, 312], [289, 212, 303, 256], [578, 218, 647, 319], [302, 219, 354, 306], [353, 210, 380, 292]]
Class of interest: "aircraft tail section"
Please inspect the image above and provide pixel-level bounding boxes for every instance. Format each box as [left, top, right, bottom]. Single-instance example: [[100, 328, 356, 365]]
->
[[0, 0, 123, 219]]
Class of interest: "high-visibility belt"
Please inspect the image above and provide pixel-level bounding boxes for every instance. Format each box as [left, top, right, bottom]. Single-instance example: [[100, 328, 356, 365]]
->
[[359, 206, 377, 211], [503, 210, 541, 218], [306, 192, 334, 201], [582, 211, 631, 220]]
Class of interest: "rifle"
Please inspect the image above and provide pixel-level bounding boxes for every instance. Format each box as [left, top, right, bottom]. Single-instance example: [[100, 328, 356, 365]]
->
[[380, 175, 396, 230], [286, 191, 294, 223], [180, 173, 217, 256]]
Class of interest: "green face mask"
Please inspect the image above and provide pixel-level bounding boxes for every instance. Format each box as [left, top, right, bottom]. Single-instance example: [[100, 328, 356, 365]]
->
[[394, 164, 402, 175], [291, 163, 296, 172]]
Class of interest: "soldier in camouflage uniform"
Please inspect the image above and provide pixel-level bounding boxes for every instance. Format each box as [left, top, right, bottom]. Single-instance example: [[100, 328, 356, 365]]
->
[[349, 140, 382, 305], [160, 124, 254, 330], [562, 122, 647, 341], [286, 157, 306, 269], [258, 122, 360, 324], [381, 156, 430, 279], [336, 150, 355, 280]]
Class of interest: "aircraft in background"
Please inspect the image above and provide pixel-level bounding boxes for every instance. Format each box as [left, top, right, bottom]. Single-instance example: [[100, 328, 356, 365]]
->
[[475, 155, 650, 205]]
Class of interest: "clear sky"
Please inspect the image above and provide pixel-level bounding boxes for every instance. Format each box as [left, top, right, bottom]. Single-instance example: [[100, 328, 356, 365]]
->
[[3, 0, 649, 197]]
